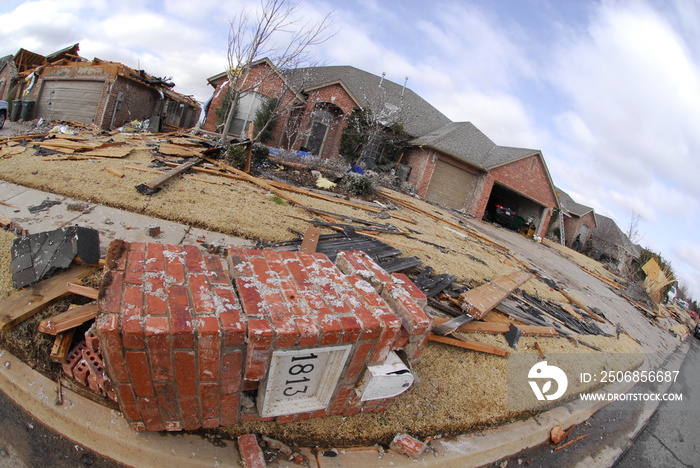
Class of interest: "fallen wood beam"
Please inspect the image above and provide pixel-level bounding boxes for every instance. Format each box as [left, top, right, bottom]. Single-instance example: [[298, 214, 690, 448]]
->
[[38, 303, 99, 335], [559, 289, 607, 323], [0, 265, 95, 331], [459, 270, 533, 320], [137, 157, 202, 193], [428, 334, 511, 357], [299, 226, 321, 254], [430, 316, 558, 336], [66, 283, 99, 300], [104, 166, 125, 178]]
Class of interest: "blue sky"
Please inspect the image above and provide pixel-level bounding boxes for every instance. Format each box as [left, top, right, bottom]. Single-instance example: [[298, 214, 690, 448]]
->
[[1, 0, 699, 301]]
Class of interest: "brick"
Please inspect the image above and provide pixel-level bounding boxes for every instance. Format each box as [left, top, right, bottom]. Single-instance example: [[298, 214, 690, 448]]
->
[[72, 358, 89, 386], [174, 350, 198, 396], [221, 350, 243, 394], [335, 250, 392, 292], [227, 247, 253, 277], [155, 383, 180, 426], [164, 244, 186, 285], [221, 393, 240, 426], [114, 383, 141, 422], [145, 316, 172, 382], [262, 249, 290, 279], [237, 434, 266, 468], [197, 316, 221, 381], [203, 254, 229, 285], [144, 273, 167, 315], [343, 341, 374, 383], [381, 283, 433, 335], [121, 284, 145, 349], [339, 315, 362, 343], [183, 244, 205, 274], [85, 327, 100, 353], [94, 315, 130, 382], [268, 302, 298, 348], [179, 395, 201, 431], [189, 274, 215, 315], [99, 270, 123, 314], [200, 382, 221, 422], [126, 351, 154, 397], [123, 249, 145, 285], [235, 277, 266, 317], [130, 241, 147, 252], [293, 314, 320, 348], [251, 257, 275, 285], [390, 433, 427, 460], [62, 342, 85, 377], [145, 242, 165, 273], [392, 273, 428, 308], [371, 312, 403, 364], [393, 327, 410, 349], [136, 397, 164, 431], [245, 319, 273, 381], [275, 414, 296, 424], [169, 285, 195, 348], [328, 386, 353, 416]]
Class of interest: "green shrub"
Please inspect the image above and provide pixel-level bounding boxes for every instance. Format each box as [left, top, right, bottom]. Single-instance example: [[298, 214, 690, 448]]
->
[[224, 144, 247, 169], [339, 172, 374, 196]]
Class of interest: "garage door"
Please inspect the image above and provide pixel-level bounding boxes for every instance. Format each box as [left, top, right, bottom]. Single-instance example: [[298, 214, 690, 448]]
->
[[36, 79, 105, 124], [426, 159, 476, 210]]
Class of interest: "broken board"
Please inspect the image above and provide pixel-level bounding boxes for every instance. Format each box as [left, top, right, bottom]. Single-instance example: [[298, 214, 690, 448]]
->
[[38, 302, 99, 335], [0, 265, 95, 331], [459, 270, 533, 320]]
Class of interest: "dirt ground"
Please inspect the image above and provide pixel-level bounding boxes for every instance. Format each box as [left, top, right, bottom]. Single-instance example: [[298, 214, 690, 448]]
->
[[0, 120, 687, 447]]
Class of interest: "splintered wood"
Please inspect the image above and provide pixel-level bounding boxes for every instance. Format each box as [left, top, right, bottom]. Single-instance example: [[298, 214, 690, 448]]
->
[[459, 269, 533, 319], [0, 265, 95, 331]]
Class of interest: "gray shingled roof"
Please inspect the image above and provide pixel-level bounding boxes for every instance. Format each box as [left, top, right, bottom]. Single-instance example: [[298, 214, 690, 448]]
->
[[284, 66, 451, 138], [555, 187, 595, 218], [591, 214, 641, 259], [410, 121, 539, 170]]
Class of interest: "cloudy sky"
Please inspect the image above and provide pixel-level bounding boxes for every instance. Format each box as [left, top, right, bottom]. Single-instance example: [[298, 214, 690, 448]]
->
[[1, 0, 699, 301]]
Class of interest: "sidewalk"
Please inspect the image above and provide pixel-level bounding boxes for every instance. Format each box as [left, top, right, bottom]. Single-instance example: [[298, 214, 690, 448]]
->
[[0, 180, 692, 467]]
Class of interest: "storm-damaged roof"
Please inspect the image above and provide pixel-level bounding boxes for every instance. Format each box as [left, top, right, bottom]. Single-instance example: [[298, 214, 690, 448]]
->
[[284, 65, 452, 138], [410, 121, 540, 170], [555, 187, 596, 218]]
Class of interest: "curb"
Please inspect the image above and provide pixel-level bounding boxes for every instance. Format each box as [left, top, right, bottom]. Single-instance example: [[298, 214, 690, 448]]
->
[[1, 339, 691, 468]]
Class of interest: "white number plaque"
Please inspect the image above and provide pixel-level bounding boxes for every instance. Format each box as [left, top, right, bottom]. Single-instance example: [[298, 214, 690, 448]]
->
[[257, 345, 352, 417]]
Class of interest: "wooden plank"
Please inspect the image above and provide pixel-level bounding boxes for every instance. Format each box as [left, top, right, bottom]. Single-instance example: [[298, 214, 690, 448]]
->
[[431, 316, 558, 336], [559, 289, 606, 323], [428, 334, 510, 357], [0, 265, 95, 331], [156, 143, 203, 157], [82, 146, 133, 158], [104, 166, 125, 178], [38, 303, 99, 335], [143, 157, 202, 191], [299, 226, 321, 253], [50, 329, 76, 362], [459, 270, 533, 320], [66, 283, 99, 300]]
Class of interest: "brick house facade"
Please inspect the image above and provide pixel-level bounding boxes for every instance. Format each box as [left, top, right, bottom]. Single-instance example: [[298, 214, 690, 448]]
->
[[554, 188, 597, 250], [407, 122, 559, 238]]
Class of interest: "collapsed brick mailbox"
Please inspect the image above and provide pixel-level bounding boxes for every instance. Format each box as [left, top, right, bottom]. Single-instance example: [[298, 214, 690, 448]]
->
[[95, 240, 432, 431]]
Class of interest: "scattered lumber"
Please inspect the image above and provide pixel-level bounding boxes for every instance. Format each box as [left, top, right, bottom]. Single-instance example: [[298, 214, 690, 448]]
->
[[430, 316, 558, 336], [50, 329, 76, 363], [428, 334, 511, 357], [299, 226, 321, 254], [136, 157, 202, 194], [581, 266, 624, 290], [66, 283, 99, 300], [459, 270, 533, 320], [0, 265, 95, 331], [558, 289, 607, 323], [104, 166, 125, 178], [38, 303, 99, 335], [156, 143, 203, 157], [82, 146, 132, 158]]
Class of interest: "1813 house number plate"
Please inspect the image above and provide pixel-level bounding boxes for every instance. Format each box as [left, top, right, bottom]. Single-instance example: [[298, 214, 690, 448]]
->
[[257, 345, 352, 417]]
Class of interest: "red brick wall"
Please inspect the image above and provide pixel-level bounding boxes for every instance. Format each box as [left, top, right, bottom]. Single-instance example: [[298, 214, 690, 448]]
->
[[96, 241, 431, 432], [563, 211, 595, 248]]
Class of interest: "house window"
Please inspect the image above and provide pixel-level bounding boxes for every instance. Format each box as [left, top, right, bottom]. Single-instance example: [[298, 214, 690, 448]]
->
[[231, 91, 267, 137], [305, 108, 334, 155]]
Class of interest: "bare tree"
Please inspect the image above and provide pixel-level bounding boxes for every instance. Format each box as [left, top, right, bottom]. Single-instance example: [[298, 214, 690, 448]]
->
[[625, 213, 644, 244], [219, 0, 335, 145]]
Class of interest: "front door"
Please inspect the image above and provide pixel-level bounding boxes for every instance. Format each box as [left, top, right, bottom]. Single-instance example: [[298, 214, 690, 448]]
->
[[306, 121, 327, 155]]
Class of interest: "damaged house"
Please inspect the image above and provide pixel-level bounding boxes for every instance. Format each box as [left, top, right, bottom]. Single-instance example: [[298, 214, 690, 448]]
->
[[589, 213, 641, 270], [0, 43, 200, 129], [203, 60, 559, 238], [552, 188, 597, 251]]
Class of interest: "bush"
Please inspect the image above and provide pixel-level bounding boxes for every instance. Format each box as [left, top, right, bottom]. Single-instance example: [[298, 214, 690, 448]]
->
[[224, 143, 269, 170], [338, 172, 374, 196]]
